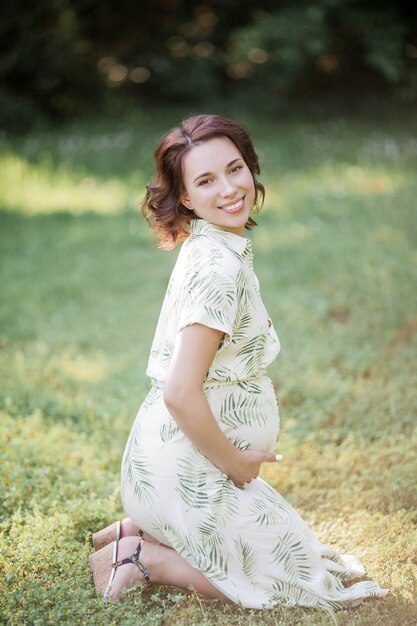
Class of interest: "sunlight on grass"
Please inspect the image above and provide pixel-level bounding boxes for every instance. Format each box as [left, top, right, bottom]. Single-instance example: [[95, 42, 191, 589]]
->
[[266, 163, 406, 211], [10, 343, 109, 384], [20, 341, 110, 384], [255, 222, 314, 250], [0, 151, 142, 215], [58, 353, 108, 382]]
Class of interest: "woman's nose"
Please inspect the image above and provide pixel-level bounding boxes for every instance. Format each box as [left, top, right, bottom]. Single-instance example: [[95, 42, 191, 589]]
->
[[219, 177, 237, 197]]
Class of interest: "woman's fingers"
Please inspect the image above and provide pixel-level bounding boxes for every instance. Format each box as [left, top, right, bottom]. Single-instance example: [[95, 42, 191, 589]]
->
[[262, 452, 279, 463], [230, 450, 283, 486]]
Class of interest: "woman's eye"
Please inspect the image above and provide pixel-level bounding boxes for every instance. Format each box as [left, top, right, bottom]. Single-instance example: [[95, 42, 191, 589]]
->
[[230, 165, 243, 174], [198, 178, 210, 186]]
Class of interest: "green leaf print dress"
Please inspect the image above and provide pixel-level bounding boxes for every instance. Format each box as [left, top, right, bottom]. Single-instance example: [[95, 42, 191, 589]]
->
[[120, 218, 388, 610]]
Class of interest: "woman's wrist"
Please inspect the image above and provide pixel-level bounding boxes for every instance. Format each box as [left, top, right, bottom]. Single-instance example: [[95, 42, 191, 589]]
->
[[216, 447, 244, 477]]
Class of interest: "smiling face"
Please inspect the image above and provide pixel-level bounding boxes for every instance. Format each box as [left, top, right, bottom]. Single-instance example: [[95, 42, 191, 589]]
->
[[181, 136, 256, 237]]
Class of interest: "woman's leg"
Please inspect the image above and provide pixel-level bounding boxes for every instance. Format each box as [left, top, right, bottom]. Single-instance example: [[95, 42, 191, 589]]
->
[[107, 536, 228, 601]]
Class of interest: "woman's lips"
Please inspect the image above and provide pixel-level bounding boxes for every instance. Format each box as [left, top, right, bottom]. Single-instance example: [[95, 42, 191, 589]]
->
[[218, 196, 245, 214]]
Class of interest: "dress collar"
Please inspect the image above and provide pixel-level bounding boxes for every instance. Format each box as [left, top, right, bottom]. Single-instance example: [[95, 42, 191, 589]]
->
[[189, 218, 253, 261]]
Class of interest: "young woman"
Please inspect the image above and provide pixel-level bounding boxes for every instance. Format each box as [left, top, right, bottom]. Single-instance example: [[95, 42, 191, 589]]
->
[[89, 114, 388, 610]]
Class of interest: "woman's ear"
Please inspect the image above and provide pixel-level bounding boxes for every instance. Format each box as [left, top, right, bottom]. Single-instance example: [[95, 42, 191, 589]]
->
[[181, 194, 192, 210]]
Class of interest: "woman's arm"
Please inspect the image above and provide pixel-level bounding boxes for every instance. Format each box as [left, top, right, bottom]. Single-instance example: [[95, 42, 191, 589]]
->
[[163, 323, 276, 485]]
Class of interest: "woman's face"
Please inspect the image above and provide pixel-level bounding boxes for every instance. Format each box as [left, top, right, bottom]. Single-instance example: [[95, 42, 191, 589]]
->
[[181, 136, 256, 236]]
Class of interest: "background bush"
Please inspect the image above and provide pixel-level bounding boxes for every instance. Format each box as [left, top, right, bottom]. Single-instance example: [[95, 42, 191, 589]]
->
[[1, 0, 417, 128]]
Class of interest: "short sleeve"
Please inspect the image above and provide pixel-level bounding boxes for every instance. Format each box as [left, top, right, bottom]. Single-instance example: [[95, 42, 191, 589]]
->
[[178, 268, 238, 345]]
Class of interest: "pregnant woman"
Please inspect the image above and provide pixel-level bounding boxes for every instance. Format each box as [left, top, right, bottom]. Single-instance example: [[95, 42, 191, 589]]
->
[[89, 114, 388, 610]]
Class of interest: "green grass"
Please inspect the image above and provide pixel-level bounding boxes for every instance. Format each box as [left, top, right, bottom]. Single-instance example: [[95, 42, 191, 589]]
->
[[1, 106, 416, 625]]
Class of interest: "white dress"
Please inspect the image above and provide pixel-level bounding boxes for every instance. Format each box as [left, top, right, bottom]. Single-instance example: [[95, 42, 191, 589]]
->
[[120, 218, 388, 610]]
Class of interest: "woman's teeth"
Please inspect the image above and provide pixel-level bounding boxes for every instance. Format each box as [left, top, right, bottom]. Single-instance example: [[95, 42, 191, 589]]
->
[[220, 198, 243, 213]]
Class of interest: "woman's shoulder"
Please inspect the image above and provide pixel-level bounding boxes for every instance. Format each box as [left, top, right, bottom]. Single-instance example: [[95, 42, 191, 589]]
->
[[183, 232, 242, 278]]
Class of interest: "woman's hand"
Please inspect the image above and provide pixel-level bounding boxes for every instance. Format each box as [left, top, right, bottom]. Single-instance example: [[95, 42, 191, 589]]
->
[[225, 449, 278, 488]]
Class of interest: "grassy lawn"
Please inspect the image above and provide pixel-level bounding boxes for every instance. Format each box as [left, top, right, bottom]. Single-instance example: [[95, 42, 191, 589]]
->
[[0, 106, 416, 625]]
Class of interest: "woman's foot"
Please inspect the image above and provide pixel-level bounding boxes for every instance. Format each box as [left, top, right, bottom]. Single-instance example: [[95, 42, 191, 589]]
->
[[101, 535, 229, 603], [92, 518, 142, 552], [93, 517, 165, 552], [119, 517, 140, 539], [120, 517, 166, 545], [106, 536, 155, 601]]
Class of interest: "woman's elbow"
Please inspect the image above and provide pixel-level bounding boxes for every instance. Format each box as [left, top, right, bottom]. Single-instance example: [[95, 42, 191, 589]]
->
[[163, 387, 177, 412], [163, 380, 198, 413], [163, 383, 185, 413]]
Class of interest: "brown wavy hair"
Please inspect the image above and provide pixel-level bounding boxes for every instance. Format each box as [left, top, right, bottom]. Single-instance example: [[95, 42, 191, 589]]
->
[[141, 114, 265, 249]]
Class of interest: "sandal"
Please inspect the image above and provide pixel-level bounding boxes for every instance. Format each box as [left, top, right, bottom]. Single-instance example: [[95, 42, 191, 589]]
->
[[92, 520, 143, 552], [89, 537, 151, 601]]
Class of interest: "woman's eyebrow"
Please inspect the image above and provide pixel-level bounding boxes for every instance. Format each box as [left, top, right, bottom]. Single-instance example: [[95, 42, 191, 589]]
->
[[193, 158, 242, 182]]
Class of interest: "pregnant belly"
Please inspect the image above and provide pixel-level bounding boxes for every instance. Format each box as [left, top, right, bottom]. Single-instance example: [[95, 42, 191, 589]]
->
[[204, 377, 280, 453]]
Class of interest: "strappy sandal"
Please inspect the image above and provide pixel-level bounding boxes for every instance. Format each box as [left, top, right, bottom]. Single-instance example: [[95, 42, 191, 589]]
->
[[89, 538, 151, 601], [92, 520, 143, 552]]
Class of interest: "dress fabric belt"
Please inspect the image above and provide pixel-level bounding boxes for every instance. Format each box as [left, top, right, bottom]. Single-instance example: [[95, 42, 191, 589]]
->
[[150, 371, 268, 390]]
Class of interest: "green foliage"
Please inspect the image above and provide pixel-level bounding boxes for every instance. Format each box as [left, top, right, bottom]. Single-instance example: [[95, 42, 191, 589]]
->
[[1, 108, 417, 624], [227, 2, 416, 105], [1, 1, 417, 128], [0, 0, 98, 128]]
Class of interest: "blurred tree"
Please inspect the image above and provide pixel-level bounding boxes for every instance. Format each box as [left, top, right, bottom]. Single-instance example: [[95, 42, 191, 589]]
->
[[0, 0, 99, 128], [225, 1, 417, 105], [0, 0, 416, 128]]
